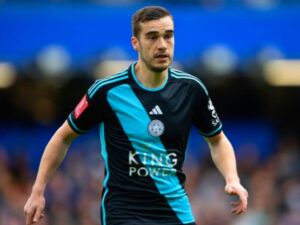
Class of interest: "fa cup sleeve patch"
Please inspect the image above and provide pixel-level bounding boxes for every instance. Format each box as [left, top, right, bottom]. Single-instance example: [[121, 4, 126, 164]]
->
[[75, 95, 89, 119]]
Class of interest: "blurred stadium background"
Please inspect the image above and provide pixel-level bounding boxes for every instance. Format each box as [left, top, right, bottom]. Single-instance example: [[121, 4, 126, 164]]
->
[[0, 0, 300, 225]]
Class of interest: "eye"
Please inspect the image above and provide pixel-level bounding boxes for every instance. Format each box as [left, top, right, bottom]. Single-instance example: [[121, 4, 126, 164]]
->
[[164, 33, 174, 40], [148, 35, 158, 40]]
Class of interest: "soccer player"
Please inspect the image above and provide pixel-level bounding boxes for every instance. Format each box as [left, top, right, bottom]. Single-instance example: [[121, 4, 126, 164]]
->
[[24, 6, 248, 225]]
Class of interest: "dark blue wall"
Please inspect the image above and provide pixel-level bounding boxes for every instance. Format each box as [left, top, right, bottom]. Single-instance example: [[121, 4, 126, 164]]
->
[[0, 4, 299, 68]]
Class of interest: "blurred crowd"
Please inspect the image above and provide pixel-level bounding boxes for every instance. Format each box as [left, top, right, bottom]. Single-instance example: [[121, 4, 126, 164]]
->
[[0, 132, 299, 225]]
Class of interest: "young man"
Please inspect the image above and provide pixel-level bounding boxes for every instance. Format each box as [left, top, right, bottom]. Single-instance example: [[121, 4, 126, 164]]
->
[[24, 6, 248, 225]]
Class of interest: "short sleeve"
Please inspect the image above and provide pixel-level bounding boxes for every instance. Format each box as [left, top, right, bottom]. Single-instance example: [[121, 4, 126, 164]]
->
[[192, 83, 222, 137], [67, 83, 106, 134]]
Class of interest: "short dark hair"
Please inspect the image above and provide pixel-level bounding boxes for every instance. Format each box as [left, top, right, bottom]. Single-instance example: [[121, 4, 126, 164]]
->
[[132, 6, 173, 37]]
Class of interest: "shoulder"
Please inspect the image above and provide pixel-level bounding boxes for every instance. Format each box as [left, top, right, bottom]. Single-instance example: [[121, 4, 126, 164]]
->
[[87, 69, 130, 98], [169, 68, 208, 96]]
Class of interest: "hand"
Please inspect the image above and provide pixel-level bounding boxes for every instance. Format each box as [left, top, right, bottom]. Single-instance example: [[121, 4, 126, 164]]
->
[[24, 192, 46, 225], [225, 181, 248, 215]]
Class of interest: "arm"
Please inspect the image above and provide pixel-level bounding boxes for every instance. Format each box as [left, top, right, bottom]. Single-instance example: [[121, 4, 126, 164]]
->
[[205, 131, 248, 215], [24, 121, 79, 225]]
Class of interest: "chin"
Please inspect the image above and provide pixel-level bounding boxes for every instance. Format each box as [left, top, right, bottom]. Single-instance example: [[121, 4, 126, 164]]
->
[[151, 66, 168, 73], [152, 62, 170, 72]]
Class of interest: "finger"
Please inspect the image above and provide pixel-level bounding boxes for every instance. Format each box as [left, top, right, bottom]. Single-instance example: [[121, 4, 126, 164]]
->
[[236, 207, 246, 215], [231, 208, 239, 214], [231, 203, 241, 212], [232, 203, 247, 215], [26, 208, 36, 225], [239, 195, 248, 210], [33, 207, 43, 223], [232, 206, 243, 215], [231, 201, 243, 213], [234, 190, 248, 209], [24, 202, 29, 214]]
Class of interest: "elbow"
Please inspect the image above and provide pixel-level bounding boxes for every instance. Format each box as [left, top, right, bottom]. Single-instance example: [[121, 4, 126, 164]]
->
[[205, 131, 224, 145]]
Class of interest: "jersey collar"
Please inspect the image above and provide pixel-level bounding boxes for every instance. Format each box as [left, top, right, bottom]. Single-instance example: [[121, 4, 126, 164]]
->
[[130, 63, 169, 92]]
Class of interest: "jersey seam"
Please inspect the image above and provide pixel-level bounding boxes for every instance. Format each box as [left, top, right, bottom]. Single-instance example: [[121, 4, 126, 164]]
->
[[88, 74, 129, 98], [170, 71, 208, 96], [88, 70, 128, 95]]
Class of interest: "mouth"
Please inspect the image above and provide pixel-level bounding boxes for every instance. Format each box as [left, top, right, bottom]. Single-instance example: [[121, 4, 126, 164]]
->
[[154, 53, 169, 59]]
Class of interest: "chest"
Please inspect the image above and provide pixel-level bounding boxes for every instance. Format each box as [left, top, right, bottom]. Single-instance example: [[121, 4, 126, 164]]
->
[[106, 84, 195, 142]]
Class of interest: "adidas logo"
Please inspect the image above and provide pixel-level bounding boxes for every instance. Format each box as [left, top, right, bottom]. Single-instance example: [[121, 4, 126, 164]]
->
[[149, 105, 163, 115]]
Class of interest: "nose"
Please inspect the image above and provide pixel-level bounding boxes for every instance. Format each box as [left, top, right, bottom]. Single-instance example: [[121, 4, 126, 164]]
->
[[157, 37, 167, 50]]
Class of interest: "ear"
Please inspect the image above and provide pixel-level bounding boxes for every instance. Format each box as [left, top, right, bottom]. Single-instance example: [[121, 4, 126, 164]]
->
[[131, 36, 139, 52]]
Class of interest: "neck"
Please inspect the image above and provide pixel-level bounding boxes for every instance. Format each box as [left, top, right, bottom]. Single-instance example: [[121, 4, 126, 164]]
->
[[134, 61, 168, 89]]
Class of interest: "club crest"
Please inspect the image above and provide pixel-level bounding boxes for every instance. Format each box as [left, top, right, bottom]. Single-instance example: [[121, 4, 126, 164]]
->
[[148, 120, 165, 137]]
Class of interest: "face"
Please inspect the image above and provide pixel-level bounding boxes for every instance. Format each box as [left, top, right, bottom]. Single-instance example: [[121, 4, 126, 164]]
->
[[132, 16, 175, 73]]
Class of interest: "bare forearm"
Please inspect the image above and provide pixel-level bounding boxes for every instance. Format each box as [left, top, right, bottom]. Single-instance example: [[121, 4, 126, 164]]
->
[[206, 132, 248, 214], [32, 137, 69, 193], [32, 122, 78, 193], [207, 133, 239, 182]]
